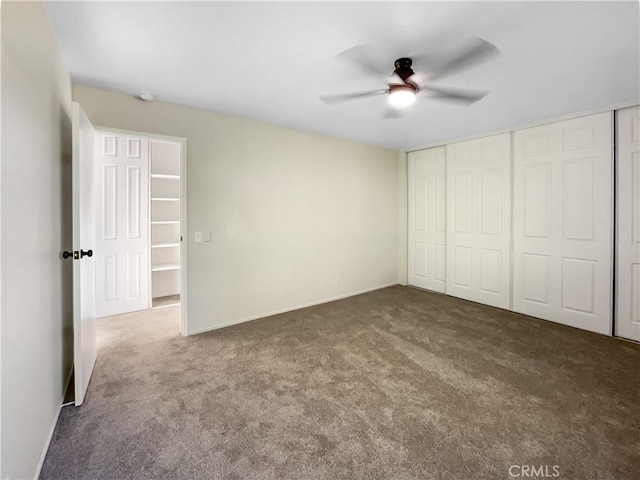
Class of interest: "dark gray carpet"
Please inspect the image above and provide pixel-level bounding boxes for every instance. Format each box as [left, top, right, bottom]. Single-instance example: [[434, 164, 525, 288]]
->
[[41, 286, 640, 480]]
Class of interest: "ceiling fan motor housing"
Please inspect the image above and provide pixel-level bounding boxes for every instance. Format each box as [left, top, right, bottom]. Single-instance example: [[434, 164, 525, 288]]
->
[[394, 57, 415, 81], [389, 83, 417, 94]]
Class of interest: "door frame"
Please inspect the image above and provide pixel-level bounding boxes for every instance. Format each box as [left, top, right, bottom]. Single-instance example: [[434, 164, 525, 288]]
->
[[95, 126, 189, 336]]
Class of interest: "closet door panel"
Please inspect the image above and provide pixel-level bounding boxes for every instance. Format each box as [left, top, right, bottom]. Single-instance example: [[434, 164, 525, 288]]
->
[[616, 106, 640, 341], [513, 112, 612, 335], [446, 133, 511, 308], [408, 147, 446, 292]]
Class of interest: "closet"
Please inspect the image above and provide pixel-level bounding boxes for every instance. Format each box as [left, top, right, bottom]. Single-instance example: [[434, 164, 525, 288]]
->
[[407, 109, 629, 337], [150, 140, 182, 308]]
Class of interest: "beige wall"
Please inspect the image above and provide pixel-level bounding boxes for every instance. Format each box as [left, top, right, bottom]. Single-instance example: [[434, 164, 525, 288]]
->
[[74, 85, 400, 334], [1, 2, 74, 478]]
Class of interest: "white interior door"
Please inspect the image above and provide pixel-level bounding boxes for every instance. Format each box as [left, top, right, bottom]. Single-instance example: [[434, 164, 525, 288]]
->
[[513, 112, 613, 335], [408, 147, 446, 292], [95, 132, 150, 317], [446, 133, 512, 309], [72, 102, 97, 406], [616, 106, 640, 341]]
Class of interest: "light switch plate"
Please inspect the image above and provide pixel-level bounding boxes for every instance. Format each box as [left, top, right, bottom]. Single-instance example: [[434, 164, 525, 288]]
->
[[203, 231, 211, 242], [194, 232, 202, 243]]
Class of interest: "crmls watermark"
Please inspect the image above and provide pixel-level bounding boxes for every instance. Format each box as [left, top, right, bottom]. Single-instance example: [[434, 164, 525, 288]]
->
[[508, 465, 561, 478]]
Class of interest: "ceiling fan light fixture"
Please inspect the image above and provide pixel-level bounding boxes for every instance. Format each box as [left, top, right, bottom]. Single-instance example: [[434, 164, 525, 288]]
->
[[388, 85, 416, 108]]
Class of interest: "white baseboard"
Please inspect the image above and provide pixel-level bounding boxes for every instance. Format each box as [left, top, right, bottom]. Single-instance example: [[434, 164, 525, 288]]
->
[[34, 367, 74, 479], [34, 405, 61, 480], [187, 282, 398, 336]]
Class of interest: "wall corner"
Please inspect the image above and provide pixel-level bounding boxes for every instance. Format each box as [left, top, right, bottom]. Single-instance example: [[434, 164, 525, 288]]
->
[[397, 150, 408, 286]]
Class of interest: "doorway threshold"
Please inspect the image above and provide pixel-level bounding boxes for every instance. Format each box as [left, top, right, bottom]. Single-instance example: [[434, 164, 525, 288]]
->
[[152, 295, 180, 309]]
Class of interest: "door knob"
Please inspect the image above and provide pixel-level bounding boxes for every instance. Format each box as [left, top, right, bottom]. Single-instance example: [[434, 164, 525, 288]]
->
[[62, 249, 93, 260]]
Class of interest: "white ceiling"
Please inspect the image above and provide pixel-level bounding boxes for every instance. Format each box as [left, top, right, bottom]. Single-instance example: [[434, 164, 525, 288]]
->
[[45, 1, 639, 150]]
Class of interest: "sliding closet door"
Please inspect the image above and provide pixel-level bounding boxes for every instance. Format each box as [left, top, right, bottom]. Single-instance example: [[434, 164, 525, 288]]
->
[[408, 147, 446, 292], [616, 106, 640, 341], [446, 134, 511, 308], [513, 112, 613, 335]]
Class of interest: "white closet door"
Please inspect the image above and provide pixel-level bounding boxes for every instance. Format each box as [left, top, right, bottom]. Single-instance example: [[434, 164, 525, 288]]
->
[[616, 106, 640, 341], [95, 132, 150, 317], [445, 133, 511, 308], [513, 112, 613, 335], [408, 147, 446, 292]]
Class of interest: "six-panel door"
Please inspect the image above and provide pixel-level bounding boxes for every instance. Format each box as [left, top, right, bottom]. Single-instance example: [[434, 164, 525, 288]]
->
[[95, 132, 151, 318], [512, 112, 613, 335]]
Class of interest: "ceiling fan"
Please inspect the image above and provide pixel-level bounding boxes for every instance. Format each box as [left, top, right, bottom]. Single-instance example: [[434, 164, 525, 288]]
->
[[320, 37, 500, 118]]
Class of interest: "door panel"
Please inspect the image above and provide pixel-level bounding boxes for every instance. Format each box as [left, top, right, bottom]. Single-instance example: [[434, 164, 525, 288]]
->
[[127, 166, 142, 237], [616, 106, 640, 341], [408, 147, 446, 292], [95, 132, 150, 317], [513, 112, 613, 335], [452, 246, 473, 288], [72, 102, 97, 406], [479, 248, 502, 294], [523, 164, 551, 238], [446, 133, 511, 308], [102, 164, 117, 238]]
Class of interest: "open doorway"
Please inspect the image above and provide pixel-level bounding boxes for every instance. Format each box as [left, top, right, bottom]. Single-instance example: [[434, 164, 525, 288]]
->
[[68, 104, 189, 408], [92, 128, 188, 334]]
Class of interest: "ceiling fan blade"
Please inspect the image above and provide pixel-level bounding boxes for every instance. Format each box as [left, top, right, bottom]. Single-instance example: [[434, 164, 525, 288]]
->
[[423, 85, 488, 105], [335, 44, 390, 78], [421, 37, 500, 82], [319, 89, 388, 105]]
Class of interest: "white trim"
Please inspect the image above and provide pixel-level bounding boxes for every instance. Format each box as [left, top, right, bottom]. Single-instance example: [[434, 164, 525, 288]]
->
[[508, 131, 515, 312], [608, 110, 615, 337], [179, 141, 188, 337], [398, 150, 409, 286], [150, 173, 180, 180], [408, 100, 640, 152], [33, 406, 61, 480], [187, 283, 398, 336], [33, 366, 73, 480], [94, 125, 189, 336], [95, 125, 186, 145]]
